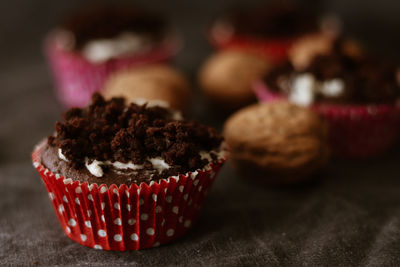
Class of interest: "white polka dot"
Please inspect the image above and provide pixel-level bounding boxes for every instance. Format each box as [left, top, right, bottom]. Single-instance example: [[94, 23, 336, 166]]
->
[[114, 203, 120, 210], [101, 202, 105, 210], [125, 191, 130, 198], [100, 187, 107, 193], [75, 197, 80, 205], [164, 188, 168, 193], [166, 229, 175, 237], [101, 215, 105, 222], [94, 244, 102, 250], [114, 218, 122, 226], [152, 194, 157, 202], [178, 186, 184, 192], [155, 206, 162, 213], [140, 213, 148, 221], [114, 234, 122, 242], [48, 192, 55, 200], [166, 196, 173, 203], [153, 241, 160, 247], [88, 184, 94, 191], [137, 189, 140, 195], [63, 195, 68, 203], [88, 194, 93, 201], [130, 233, 139, 241], [65, 226, 71, 234], [184, 220, 191, 228], [58, 204, 65, 214], [183, 194, 188, 201], [139, 199, 144, 206], [193, 180, 199, 186], [68, 218, 76, 227], [172, 206, 179, 214], [87, 210, 92, 217], [80, 234, 87, 242], [198, 186, 203, 192], [33, 162, 39, 168], [161, 219, 165, 226], [98, 229, 107, 237], [55, 173, 60, 179], [126, 204, 131, 211], [113, 188, 119, 195], [85, 221, 92, 228], [146, 228, 155, 236], [75, 186, 82, 193], [179, 216, 183, 223], [128, 218, 136, 225]]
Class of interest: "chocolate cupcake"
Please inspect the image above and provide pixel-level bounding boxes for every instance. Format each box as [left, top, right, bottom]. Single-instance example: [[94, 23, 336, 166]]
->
[[32, 94, 227, 250], [45, 5, 180, 107], [208, 1, 331, 63], [254, 51, 400, 157]]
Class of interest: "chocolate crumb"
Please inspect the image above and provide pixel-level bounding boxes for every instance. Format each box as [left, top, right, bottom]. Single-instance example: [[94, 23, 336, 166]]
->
[[48, 94, 223, 179]]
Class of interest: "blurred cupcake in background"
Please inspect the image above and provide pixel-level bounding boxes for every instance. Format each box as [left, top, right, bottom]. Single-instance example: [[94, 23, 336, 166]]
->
[[102, 64, 191, 112], [208, 0, 339, 64], [254, 46, 400, 158], [45, 5, 181, 108]]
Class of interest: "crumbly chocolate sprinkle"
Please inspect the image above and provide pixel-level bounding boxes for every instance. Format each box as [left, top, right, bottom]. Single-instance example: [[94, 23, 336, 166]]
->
[[264, 51, 400, 104], [62, 5, 167, 50], [48, 94, 223, 177]]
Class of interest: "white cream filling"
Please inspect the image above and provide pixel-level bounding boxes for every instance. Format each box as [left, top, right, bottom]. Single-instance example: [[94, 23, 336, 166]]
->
[[289, 73, 345, 106], [58, 149, 69, 162], [82, 32, 152, 63], [82, 158, 171, 177], [59, 147, 226, 178]]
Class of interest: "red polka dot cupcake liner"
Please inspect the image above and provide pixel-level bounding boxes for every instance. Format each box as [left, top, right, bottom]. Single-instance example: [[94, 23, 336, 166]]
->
[[32, 140, 227, 251], [208, 30, 293, 63], [253, 81, 400, 158], [44, 32, 181, 108]]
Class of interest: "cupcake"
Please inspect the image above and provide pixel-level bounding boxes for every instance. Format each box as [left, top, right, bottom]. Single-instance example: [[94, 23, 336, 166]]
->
[[288, 34, 363, 70], [45, 5, 180, 108], [224, 101, 329, 184], [208, 1, 333, 63], [198, 50, 270, 110], [32, 93, 227, 250], [102, 64, 190, 112], [254, 51, 400, 158]]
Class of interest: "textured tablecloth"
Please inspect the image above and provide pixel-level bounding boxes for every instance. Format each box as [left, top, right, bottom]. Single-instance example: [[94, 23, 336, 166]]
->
[[1, 0, 400, 266]]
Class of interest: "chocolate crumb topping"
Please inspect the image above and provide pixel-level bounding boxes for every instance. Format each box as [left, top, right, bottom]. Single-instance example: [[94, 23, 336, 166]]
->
[[62, 5, 168, 50], [47, 94, 223, 180], [264, 51, 400, 104]]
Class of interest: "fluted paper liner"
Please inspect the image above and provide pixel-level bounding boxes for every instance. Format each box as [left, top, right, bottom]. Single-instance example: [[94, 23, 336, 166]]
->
[[32, 140, 226, 250], [253, 80, 400, 158]]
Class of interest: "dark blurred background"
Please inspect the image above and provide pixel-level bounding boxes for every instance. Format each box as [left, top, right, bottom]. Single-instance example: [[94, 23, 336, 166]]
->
[[2, 1, 400, 265], [2, 0, 400, 163]]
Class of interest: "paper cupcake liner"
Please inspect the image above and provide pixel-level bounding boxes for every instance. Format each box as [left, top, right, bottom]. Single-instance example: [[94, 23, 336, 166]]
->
[[208, 29, 294, 63], [32, 141, 226, 251], [44, 32, 181, 108], [253, 81, 400, 158]]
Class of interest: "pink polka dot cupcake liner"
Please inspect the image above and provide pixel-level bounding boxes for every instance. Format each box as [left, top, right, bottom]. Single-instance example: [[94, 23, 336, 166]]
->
[[32, 140, 227, 251], [44, 32, 181, 108], [253, 81, 400, 158]]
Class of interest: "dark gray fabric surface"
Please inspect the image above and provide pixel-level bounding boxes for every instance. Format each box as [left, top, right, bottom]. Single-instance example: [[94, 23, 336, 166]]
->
[[1, 0, 400, 266]]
